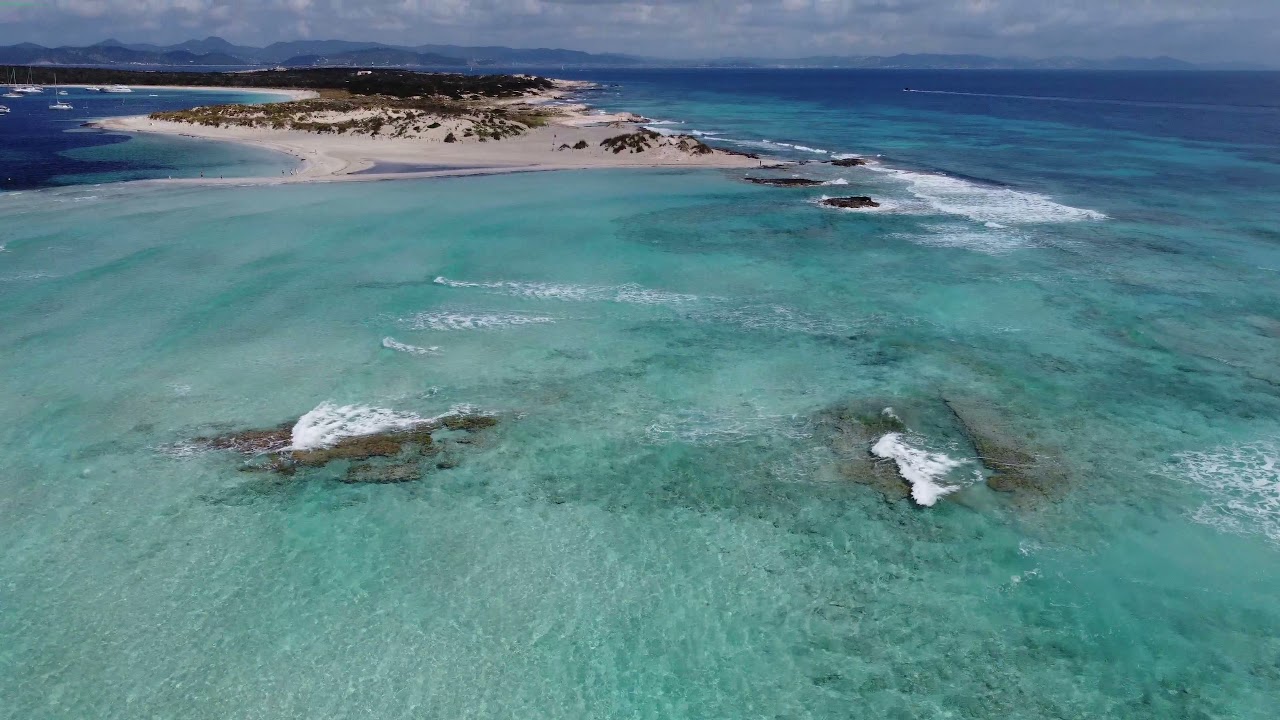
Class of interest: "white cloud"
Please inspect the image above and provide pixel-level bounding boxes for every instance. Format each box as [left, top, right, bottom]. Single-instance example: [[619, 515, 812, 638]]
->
[[4, 0, 1277, 62]]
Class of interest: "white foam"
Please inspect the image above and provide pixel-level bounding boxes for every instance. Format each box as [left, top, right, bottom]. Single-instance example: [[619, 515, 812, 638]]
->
[[822, 178, 849, 186], [867, 166, 1105, 224], [291, 402, 428, 450], [381, 337, 440, 355], [404, 311, 555, 331], [434, 276, 700, 305], [1174, 442, 1280, 543], [871, 432, 967, 507]]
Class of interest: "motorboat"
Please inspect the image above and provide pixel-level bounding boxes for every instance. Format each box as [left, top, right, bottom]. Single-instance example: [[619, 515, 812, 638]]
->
[[0, 105, 9, 114], [103, 85, 132, 93]]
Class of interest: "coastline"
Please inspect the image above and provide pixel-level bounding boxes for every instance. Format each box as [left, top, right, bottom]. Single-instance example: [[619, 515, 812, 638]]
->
[[85, 80, 764, 185]]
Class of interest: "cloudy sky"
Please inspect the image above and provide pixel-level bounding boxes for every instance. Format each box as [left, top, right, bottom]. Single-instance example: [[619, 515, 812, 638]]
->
[[2, 1, 1277, 62]]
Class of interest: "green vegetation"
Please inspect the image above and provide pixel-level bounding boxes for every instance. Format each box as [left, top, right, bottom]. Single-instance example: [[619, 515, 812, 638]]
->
[[151, 94, 550, 141], [600, 129, 662, 154]]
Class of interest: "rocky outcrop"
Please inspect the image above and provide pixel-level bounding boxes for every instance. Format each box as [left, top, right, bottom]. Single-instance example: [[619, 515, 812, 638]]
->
[[821, 196, 880, 209], [744, 177, 825, 187], [197, 411, 498, 483], [830, 157, 867, 167]]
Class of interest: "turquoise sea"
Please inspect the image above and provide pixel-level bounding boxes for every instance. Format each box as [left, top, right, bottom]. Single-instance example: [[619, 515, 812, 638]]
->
[[2, 71, 1279, 718]]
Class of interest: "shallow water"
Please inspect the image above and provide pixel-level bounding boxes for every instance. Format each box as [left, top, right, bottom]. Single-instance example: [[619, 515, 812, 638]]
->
[[2, 71, 1279, 719]]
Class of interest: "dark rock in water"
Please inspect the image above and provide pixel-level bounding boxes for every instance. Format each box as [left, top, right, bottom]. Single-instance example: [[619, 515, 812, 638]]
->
[[199, 424, 293, 455], [830, 157, 867, 167], [821, 196, 879, 209], [290, 432, 422, 467], [745, 177, 825, 187]]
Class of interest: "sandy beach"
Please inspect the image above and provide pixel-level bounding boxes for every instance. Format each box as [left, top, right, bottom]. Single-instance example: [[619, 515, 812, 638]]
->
[[88, 80, 762, 185]]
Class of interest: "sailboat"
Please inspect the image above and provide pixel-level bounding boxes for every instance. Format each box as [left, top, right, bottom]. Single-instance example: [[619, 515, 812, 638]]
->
[[49, 73, 72, 110], [4, 69, 21, 97], [16, 68, 42, 93]]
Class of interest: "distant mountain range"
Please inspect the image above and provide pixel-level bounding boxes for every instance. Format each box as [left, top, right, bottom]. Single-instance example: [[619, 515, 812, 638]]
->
[[0, 37, 1269, 71]]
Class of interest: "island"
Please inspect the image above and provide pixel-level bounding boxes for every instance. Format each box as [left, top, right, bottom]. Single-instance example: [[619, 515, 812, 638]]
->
[[83, 68, 761, 183]]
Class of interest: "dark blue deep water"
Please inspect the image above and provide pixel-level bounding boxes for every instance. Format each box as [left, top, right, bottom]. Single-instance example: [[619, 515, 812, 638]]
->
[[0, 87, 294, 190]]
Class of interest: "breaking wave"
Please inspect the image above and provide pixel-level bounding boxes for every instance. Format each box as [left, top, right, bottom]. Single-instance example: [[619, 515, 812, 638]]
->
[[867, 166, 1106, 225], [382, 337, 440, 355], [290, 401, 480, 451], [871, 432, 971, 507], [1174, 442, 1280, 543], [403, 311, 556, 331]]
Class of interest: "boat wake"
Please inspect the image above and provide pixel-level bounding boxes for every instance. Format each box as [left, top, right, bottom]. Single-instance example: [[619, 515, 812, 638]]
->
[[905, 88, 1276, 114]]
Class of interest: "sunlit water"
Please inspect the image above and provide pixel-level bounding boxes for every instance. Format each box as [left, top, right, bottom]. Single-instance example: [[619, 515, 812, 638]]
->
[[1, 70, 1278, 718]]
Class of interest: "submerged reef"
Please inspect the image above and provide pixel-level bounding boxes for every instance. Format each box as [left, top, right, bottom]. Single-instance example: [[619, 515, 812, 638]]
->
[[816, 397, 1069, 508], [195, 411, 498, 484], [943, 398, 1067, 504]]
